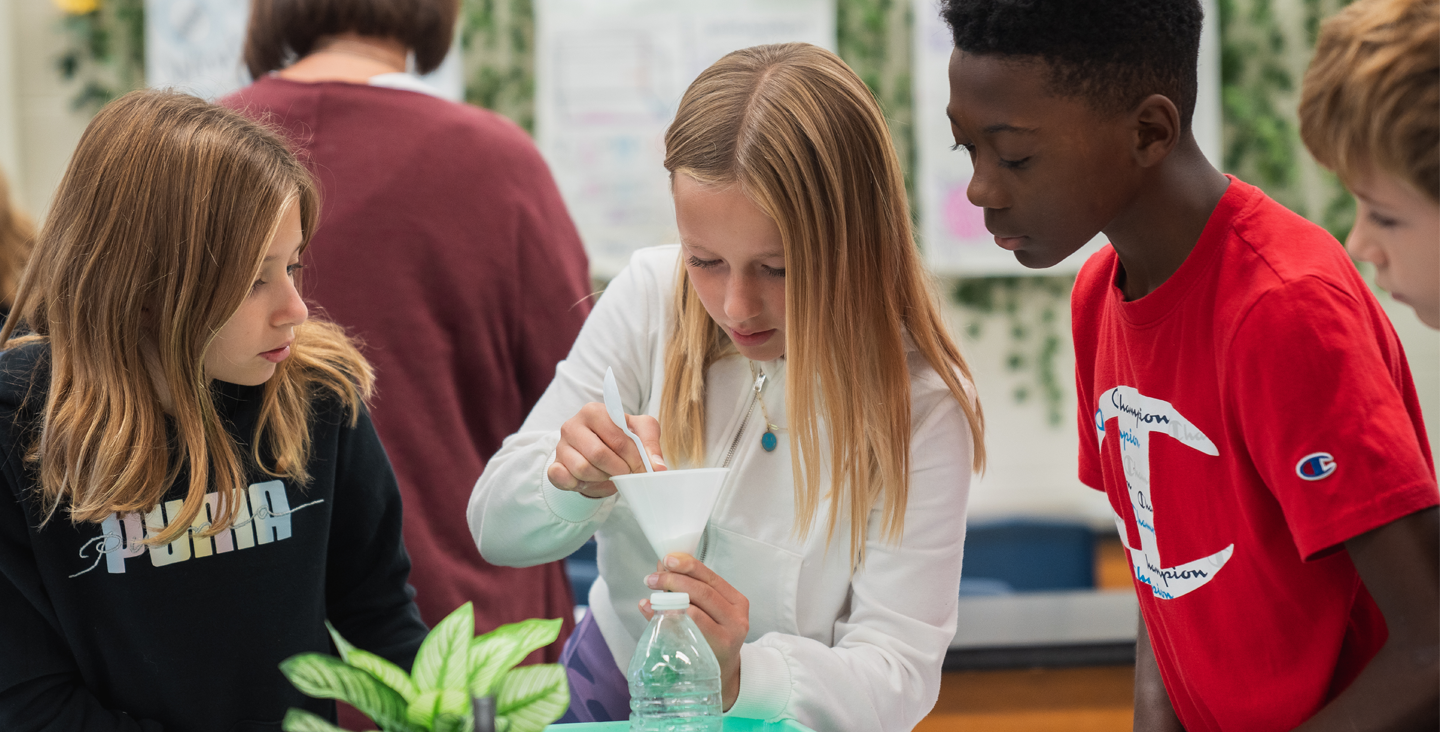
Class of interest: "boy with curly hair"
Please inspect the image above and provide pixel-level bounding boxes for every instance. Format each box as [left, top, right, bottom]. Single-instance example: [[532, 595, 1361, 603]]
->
[[941, 1, 1439, 729]]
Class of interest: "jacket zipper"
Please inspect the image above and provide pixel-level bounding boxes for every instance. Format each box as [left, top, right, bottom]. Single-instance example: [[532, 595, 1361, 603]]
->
[[721, 376, 762, 469], [699, 372, 764, 562]]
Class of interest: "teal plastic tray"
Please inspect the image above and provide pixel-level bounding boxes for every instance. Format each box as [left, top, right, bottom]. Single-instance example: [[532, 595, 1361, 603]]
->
[[547, 719, 813, 731]]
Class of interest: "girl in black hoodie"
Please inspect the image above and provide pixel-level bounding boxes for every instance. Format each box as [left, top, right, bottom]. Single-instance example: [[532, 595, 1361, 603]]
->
[[0, 89, 427, 731]]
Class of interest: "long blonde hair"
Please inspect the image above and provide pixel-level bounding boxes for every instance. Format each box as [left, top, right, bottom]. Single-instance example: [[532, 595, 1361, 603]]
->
[[1, 89, 372, 546], [660, 43, 985, 563]]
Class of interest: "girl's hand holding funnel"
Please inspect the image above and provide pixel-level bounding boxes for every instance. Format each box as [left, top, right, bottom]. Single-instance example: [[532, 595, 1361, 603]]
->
[[547, 383, 667, 499]]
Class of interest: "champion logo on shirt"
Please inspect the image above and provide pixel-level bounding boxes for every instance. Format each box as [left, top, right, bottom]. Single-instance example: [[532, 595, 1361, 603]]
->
[[1295, 452, 1337, 481], [1096, 386, 1234, 600]]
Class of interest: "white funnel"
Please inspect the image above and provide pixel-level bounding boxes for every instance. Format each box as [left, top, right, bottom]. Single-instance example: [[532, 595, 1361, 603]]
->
[[612, 468, 729, 560]]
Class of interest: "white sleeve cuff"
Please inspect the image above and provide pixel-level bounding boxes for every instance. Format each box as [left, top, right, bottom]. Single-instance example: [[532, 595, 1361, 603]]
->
[[539, 449, 611, 523], [726, 642, 792, 721]]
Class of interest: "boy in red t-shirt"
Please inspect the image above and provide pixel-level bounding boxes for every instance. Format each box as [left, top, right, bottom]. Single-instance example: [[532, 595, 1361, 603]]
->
[[940, 1, 1438, 730], [1300, 0, 1438, 330]]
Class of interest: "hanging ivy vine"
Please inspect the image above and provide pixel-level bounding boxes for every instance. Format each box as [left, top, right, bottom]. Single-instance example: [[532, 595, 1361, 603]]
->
[[837, 0, 916, 203], [52, 0, 146, 113], [461, 0, 537, 134], [952, 276, 1072, 426], [1219, 0, 1355, 240]]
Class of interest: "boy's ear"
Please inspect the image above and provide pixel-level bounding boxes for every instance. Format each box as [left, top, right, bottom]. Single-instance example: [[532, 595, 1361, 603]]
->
[[1130, 94, 1182, 168]]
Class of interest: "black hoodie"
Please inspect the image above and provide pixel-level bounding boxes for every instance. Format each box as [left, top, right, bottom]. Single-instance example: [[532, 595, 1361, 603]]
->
[[0, 344, 428, 731]]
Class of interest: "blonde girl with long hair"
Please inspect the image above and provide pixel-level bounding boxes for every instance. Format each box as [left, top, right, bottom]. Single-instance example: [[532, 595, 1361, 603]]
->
[[470, 43, 984, 730], [0, 89, 426, 729]]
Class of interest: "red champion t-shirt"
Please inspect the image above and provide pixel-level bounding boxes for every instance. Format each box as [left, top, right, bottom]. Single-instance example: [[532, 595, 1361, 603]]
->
[[1072, 177, 1438, 731]]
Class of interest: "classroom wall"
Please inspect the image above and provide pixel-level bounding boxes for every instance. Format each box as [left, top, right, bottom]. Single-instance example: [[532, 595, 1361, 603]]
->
[[3, 3, 1437, 530], [0, 2, 21, 187], [0, 1, 92, 218], [940, 279, 1107, 525]]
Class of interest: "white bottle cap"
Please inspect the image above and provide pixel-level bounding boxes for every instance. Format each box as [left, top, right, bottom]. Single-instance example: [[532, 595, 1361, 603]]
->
[[650, 592, 690, 610]]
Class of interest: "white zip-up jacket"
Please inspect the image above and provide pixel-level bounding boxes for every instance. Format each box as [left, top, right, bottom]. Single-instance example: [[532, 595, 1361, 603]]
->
[[468, 246, 973, 731]]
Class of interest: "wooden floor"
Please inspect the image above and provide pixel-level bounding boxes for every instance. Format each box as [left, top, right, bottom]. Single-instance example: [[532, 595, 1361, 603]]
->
[[916, 666, 1134, 731], [915, 537, 1137, 731]]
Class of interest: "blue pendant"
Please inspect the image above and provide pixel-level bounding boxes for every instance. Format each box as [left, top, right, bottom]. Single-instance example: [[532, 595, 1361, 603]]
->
[[761, 431, 778, 452]]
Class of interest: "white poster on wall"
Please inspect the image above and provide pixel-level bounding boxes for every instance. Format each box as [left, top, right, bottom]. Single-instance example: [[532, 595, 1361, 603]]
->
[[910, 0, 1221, 276], [536, 0, 836, 278], [144, 0, 252, 99], [143, 0, 464, 101]]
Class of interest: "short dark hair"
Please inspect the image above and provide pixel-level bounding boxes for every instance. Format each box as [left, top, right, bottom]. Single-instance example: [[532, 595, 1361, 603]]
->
[[942, 0, 1203, 130], [243, 0, 460, 78]]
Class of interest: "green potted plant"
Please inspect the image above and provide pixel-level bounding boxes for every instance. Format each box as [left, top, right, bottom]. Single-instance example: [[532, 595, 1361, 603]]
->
[[278, 602, 570, 732]]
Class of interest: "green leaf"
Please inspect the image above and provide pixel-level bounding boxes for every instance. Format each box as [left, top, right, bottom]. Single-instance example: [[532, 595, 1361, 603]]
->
[[432, 712, 473, 732], [467, 618, 562, 697], [281, 708, 367, 732], [467, 635, 517, 698], [406, 688, 474, 729], [327, 621, 419, 702], [279, 654, 415, 732], [495, 664, 569, 732], [413, 603, 476, 692], [486, 618, 563, 660], [326, 621, 358, 662], [350, 648, 421, 703]]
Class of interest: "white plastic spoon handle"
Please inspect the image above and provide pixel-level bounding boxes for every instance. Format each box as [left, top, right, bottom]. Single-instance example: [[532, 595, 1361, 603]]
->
[[603, 368, 655, 473]]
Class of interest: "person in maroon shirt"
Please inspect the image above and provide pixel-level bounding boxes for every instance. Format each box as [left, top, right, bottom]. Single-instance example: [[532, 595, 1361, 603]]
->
[[224, 0, 589, 669]]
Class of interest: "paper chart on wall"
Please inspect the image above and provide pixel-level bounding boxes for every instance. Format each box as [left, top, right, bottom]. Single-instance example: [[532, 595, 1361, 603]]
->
[[535, 0, 836, 279], [143, 0, 465, 101], [909, 0, 1222, 276], [144, 0, 253, 100]]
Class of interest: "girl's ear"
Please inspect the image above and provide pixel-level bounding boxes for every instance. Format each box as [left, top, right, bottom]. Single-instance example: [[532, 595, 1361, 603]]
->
[[1130, 94, 1181, 168]]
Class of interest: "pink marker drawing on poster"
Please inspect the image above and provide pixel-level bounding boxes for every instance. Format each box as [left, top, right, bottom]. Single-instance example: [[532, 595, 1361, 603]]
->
[[942, 182, 988, 241]]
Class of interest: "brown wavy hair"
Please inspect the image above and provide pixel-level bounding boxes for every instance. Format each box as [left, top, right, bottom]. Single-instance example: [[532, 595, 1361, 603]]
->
[[1300, 0, 1439, 201], [1, 89, 373, 545], [660, 43, 985, 564]]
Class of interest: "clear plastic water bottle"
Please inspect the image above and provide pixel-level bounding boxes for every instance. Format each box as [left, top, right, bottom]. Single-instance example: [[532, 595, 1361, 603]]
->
[[628, 592, 723, 731]]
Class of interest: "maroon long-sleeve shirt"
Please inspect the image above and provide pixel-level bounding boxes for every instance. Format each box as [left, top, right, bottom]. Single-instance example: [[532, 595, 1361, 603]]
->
[[225, 76, 591, 658]]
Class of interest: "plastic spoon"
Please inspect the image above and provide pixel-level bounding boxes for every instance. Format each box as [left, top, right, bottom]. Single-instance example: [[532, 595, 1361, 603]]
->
[[603, 367, 654, 473]]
